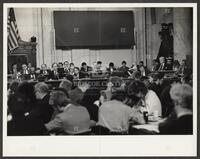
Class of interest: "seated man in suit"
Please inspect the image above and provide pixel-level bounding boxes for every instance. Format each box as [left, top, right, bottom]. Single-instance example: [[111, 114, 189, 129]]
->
[[158, 56, 167, 71], [63, 61, 70, 75], [29, 67, 37, 80], [48, 63, 60, 80], [159, 83, 193, 134], [118, 60, 129, 77], [79, 62, 92, 79], [106, 62, 117, 75], [20, 63, 29, 80], [40, 64, 50, 80], [29, 82, 54, 124], [57, 62, 65, 79]]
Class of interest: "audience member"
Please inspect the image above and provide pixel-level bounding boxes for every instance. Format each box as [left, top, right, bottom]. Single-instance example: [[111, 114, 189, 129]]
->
[[81, 88, 100, 123], [7, 80, 19, 98], [127, 80, 162, 117], [59, 79, 73, 94], [160, 77, 181, 118], [97, 90, 132, 134], [45, 90, 91, 135], [29, 82, 54, 123], [159, 84, 193, 134], [7, 92, 47, 136], [68, 80, 90, 104], [148, 73, 164, 98], [100, 76, 125, 104]]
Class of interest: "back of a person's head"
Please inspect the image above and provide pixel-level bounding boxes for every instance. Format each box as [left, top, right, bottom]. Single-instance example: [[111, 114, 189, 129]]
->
[[170, 83, 193, 110], [49, 90, 70, 107], [35, 82, 49, 94], [111, 90, 127, 102], [9, 80, 19, 93], [109, 76, 123, 88], [59, 79, 72, 92], [127, 80, 148, 97], [81, 88, 100, 106], [81, 62, 86, 66], [53, 87, 69, 98], [153, 73, 164, 81], [17, 81, 36, 103], [8, 92, 30, 115]]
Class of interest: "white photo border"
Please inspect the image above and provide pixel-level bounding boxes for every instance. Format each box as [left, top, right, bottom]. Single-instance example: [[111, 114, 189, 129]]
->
[[3, 3, 198, 157]]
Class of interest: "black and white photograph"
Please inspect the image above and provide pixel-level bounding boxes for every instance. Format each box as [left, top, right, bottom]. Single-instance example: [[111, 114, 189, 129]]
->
[[3, 2, 197, 157]]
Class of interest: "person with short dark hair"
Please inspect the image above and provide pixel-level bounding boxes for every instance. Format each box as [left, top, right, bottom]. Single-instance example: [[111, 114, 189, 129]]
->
[[7, 92, 47, 136], [127, 80, 162, 116], [107, 62, 116, 74], [73, 67, 80, 79], [80, 62, 92, 79], [57, 62, 65, 79], [97, 90, 132, 134], [49, 63, 60, 80], [148, 73, 164, 98], [45, 90, 91, 135], [139, 61, 149, 76], [118, 60, 129, 77]]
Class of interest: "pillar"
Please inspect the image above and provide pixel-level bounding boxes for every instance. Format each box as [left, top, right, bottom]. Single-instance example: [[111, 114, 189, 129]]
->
[[173, 8, 193, 62]]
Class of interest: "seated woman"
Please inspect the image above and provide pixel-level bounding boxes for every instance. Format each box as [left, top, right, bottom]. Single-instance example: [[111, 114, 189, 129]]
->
[[7, 92, 47, 136], [45, 89, 91, 135], [159, 83, 193, 134], [126, 80, 162, 123]]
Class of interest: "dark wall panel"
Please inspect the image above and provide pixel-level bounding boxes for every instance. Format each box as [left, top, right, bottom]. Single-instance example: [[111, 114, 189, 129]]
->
[[54, 11, 134, 49]]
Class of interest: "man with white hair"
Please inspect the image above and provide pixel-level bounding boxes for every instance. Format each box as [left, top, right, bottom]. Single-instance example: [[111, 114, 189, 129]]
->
[[29, 82, 54, 124], [159, 83, 193, 134], [158, 56, 167, 71]]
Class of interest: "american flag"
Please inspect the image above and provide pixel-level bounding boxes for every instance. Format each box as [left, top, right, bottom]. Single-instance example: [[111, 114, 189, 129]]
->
[[7, 8, 20, 52]]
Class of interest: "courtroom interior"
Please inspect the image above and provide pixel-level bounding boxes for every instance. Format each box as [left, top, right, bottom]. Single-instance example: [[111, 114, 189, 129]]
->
[[7, 7, 193, 136]]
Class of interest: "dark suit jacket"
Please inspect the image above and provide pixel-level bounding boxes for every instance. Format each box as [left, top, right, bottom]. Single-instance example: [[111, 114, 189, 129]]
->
[[7, 115, 47, 136], [159, 114, 193, 134], [48, 70, 60, 80], [58, 68, 65, 79], [29, 94, 54, 124]]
